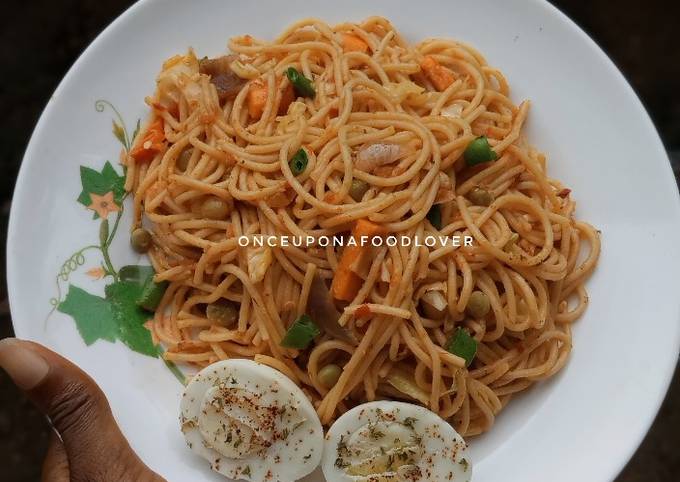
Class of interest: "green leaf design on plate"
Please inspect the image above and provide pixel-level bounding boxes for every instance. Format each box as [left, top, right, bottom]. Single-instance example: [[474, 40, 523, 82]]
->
[[105, 280, 160, 357], [77, 161, 126, 216], [57, 285, 118, 345], [49, 101, 185, 384], [119, 264, 156, 284], [57, 265, 168, 358], [112, 120, 127, 148], [131, 119, 141, 143]]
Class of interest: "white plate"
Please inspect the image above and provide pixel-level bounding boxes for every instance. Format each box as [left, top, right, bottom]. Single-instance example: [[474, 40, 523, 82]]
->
[[8, 0, 680, 481]]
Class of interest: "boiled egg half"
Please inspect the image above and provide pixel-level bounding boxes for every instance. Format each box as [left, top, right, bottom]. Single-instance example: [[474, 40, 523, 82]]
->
[[322, 401, 472, 481], [180, 359, 323, 481]]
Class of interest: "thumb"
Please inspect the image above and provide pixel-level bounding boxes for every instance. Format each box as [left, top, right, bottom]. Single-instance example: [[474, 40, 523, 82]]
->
[[0, 337, 162, 481]]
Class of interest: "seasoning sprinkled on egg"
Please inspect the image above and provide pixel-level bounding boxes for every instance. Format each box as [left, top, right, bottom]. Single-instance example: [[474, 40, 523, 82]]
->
[[322, 401, 472, 482], [179, 359, 323, 481]]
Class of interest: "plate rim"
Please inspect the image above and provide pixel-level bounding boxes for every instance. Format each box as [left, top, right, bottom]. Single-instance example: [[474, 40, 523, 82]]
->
[[7, 1, 680, 481]]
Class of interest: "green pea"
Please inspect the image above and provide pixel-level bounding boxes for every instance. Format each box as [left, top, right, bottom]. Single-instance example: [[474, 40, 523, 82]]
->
[[206, 300, 239, 327], [177, 147, 193, 171], [318, 364, 342, 389], [201, 197, 230, 219], [464, 136, 498, 166], [349, 179, 369, 201], [468, 187, 493, 206], [466, 290, 490, 318], [130, 228, 152, 253]]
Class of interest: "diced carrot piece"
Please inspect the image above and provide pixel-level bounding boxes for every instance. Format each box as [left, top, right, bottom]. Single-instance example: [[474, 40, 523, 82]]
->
[[249, 78, 295, 119], [342, 33, 369, 53], [130, 118, 165, 162], [200, 112, 216, 124], [268, 187, 294, 208], [420, 55, 456, 91], [374, 165, 395, 177], [331, 268, 360, 303], [247, 79, 268, 119], [355, 304, 372, 318], [167, 103, 179, 118], [331, 219, 387, 301], [278, 82, 295, 115]]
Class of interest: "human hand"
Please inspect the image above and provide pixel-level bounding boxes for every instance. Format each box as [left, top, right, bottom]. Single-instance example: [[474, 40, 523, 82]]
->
[[0, 338, 165, 482]]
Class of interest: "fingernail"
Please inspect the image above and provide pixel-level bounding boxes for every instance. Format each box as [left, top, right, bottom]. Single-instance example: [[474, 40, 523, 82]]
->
[[0, 338, 50, 390]]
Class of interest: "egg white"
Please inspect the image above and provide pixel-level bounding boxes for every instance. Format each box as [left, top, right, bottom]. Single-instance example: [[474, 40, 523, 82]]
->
[[180, 359, 323, 481], [322, 401, 472, 482]]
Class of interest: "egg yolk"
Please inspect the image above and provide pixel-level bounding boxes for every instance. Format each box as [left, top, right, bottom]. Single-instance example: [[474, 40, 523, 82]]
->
[[335, 420, 424, 481]]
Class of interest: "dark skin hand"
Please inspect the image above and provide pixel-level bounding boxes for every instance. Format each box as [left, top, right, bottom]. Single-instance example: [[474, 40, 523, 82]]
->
[[0, 338, 166, 482]]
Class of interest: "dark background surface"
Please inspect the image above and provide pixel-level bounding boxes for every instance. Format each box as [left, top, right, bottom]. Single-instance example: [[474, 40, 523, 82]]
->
[[1, 0, 679, 480]]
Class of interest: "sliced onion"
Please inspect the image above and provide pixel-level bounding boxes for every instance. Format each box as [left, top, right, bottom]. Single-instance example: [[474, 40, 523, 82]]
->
[[324, 82, 336, 95], [181, 80, 203, 109], [157, 51, 199, 108], [440, 102, 464, 119], [435, 190, 456, 205], [276, 101, 307, 134], [386, 80, 425, 103], [228, 58, 261, 80], [268, 188, 294, 208], [385, 369, 429, 405], [435, 172, 455, 205], [347, 247, 373, 279], [420, 290, 447, 320], [355, 142, 405, 173], [380, 259, 392, 283], [307, 274, 357, 344], [247, 246, 272, 283]]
